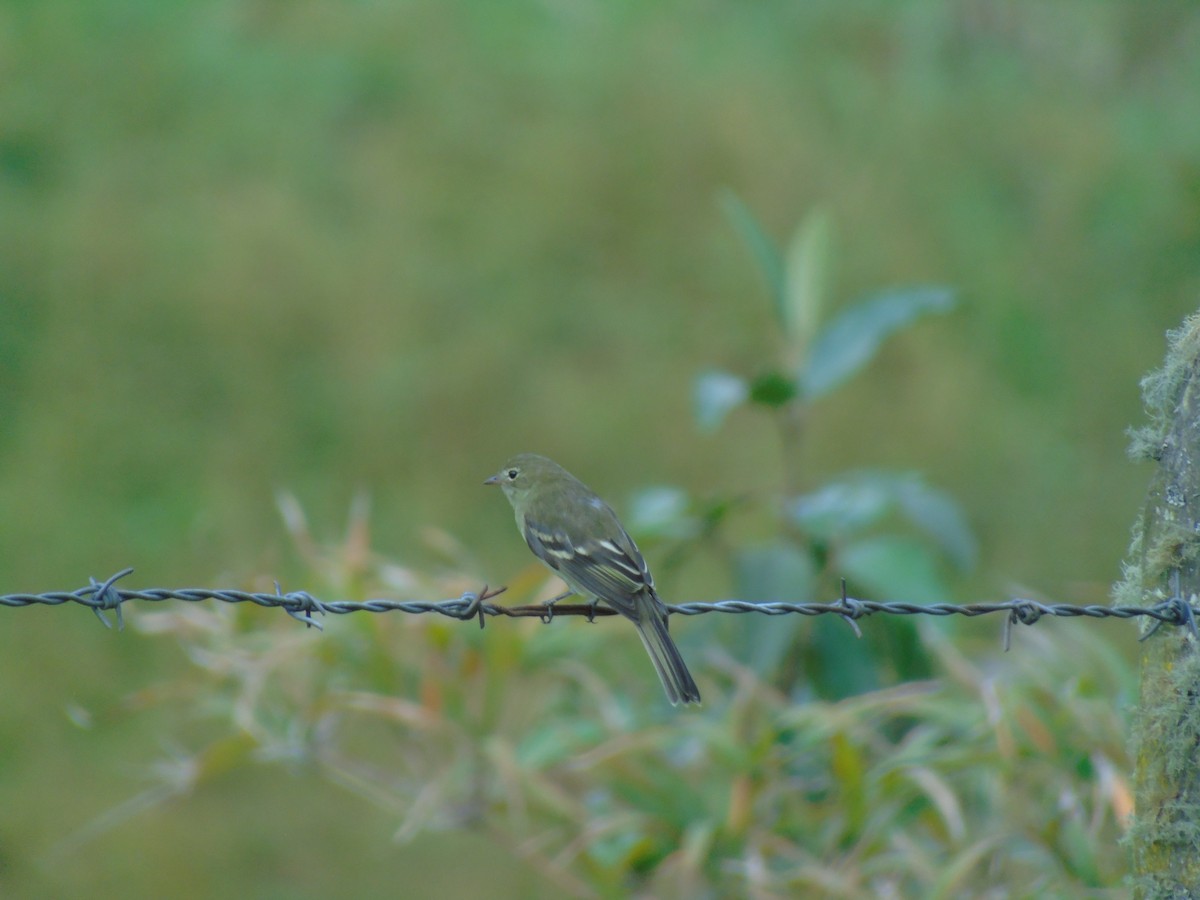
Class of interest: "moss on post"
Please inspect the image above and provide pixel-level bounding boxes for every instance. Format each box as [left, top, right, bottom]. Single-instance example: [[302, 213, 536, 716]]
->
[[1119, 313, 1200, 897]]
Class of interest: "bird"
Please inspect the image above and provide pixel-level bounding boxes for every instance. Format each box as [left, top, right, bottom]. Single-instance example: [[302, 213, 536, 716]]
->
[[485, 453, 701, 705]]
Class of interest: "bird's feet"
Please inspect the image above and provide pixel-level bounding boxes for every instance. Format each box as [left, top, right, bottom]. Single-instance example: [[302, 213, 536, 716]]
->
[[540, 590, 574, 624]]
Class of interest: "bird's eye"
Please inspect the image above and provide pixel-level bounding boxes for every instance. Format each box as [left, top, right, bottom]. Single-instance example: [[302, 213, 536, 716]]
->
[[507, 469, 519, 480]]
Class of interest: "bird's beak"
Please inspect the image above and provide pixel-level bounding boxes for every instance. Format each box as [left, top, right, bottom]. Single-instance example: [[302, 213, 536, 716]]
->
[[483, 474, 501, 486]]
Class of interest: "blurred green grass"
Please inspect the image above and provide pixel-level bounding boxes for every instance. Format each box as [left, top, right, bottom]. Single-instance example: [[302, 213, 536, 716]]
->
[[1, 1, 1197, 896]]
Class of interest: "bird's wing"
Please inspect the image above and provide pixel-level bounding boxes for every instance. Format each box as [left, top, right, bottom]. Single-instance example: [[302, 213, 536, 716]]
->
[[523, 512, 654, 619]]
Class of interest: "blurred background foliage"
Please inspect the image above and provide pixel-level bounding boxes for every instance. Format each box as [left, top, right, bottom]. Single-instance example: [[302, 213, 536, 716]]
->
[[1, 0, 1197, 896]]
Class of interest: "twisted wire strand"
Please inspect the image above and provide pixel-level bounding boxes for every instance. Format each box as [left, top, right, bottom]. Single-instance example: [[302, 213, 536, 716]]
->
[[1, 568, 1193, 646]]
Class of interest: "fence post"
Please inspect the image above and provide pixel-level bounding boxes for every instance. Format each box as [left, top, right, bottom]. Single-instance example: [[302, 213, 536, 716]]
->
[[1122, 313, 1200, 896]]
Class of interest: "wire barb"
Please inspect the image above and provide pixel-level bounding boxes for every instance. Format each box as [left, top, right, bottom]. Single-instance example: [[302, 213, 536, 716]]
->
[[834, 578, 864, 638], [445, 584, 507, 629], [1138, 595, 1199, 643], [278, 583, 328, 630], [87, 567, 134, 631], [2, 569, 1197, 647]]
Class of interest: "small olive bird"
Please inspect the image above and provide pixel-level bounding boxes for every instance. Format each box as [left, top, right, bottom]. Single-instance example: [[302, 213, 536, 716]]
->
[[485, 453, 701, 705]]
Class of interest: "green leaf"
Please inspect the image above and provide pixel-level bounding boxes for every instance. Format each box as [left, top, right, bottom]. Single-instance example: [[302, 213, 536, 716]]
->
[[783, 208, 832, 352], [195, 733, 260, 781], [693, 368, 748, 432], [731, 543, 815, 677], [837, 535, 945, 687], [830, 731, 868, 832], [801, 286, 955, 398], [894, 479, 978, 571], [749, 371, 799, 408], [787, 476, 894, 538], [626, 485, 697, 539], [839, 535, 949, 604], [585, 824, 648, 870], [516, 718, 605, 767], [806, 615, 881, 700], [718, 190, 786, 321], [787, 471, 976, 572]]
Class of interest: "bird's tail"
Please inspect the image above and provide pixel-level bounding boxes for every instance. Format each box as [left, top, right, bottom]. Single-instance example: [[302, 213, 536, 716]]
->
[[633, 601, 701, 706]]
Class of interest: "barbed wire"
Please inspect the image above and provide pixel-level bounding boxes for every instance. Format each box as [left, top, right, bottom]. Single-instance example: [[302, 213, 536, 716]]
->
[[2, 568, 1195, 649]]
